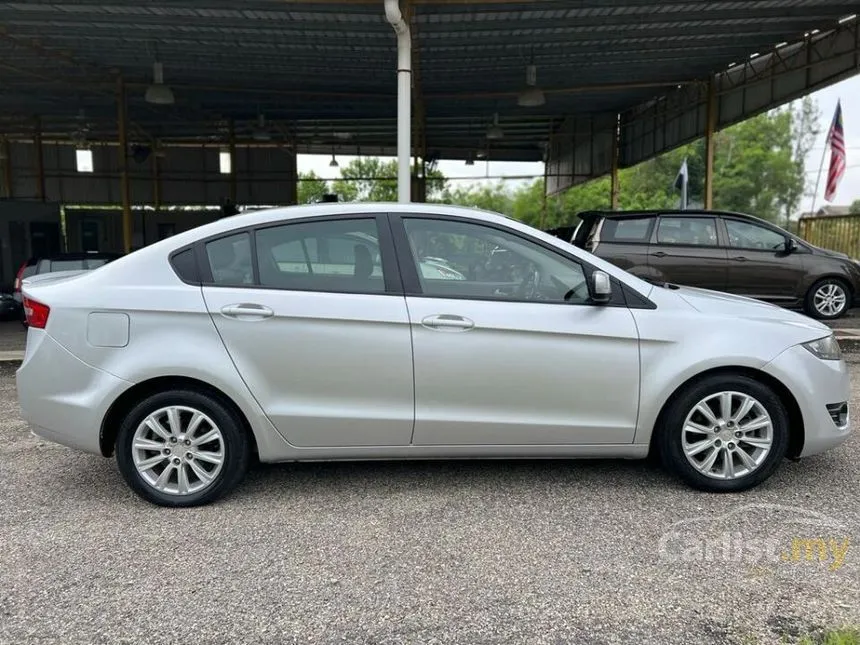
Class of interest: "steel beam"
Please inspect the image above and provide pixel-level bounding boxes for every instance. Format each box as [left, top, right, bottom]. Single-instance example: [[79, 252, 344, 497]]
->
[[0, 137, 11, 199], [703, 76, 717, 210], [228, 118, 237, 204], [33, 116, 45, 201], [116, 76, 132, 254]]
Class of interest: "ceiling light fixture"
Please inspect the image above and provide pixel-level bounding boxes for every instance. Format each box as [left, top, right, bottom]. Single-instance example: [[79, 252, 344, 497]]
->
[[329, 152, 339, 168], [465, 152, 475, 166], [517, 64, 545, 108], [144, 61, 175, 105], [252, 114, 272, 142], [486, 113, 504, 140]]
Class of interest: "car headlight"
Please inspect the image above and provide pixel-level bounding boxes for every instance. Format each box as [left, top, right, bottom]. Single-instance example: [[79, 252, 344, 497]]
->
[[802, 335, 843, 360]]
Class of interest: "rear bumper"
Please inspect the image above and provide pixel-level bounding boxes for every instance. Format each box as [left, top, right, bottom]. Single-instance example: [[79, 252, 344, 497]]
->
[[762, 343, 851, 457], [16, 329, 131, 456]]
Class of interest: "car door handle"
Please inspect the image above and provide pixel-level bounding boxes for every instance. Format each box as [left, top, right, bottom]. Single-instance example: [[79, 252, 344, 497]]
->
[[421, 314, 474, 331], [220, 303, 274, 319], [732, 256, 748, 262], [651, 251, 667, 258]]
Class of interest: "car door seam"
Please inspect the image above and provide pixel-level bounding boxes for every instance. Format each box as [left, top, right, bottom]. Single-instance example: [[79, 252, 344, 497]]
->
[[403, 296, 418, 445]]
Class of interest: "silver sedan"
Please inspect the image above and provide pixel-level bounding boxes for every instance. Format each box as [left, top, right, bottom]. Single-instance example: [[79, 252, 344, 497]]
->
[[17, 204, 851, 506]]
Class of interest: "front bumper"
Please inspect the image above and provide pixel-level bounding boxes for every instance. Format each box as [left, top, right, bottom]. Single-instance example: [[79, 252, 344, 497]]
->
[[16, 329, 131, 456], [763, 343, 851, 457]]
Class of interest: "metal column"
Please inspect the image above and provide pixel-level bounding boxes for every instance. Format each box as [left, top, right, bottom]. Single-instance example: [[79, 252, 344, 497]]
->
[[610, 114, 620, 210], [34, 117, 45, 201], [228, 119, 237, 204], [703, 77, 717, 210], [0, 138, 11, 198], [117, 76, 133, 253]]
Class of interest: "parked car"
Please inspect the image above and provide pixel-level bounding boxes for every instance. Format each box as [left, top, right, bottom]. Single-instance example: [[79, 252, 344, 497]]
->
[[14, 252, 122, 304], [0, 292, 22, 321], [17, 204, 849, 506], [547, 210, 860, 319]]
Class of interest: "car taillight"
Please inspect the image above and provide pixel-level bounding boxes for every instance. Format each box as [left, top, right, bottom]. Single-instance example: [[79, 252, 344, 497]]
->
[[22, 297, 49, 329]]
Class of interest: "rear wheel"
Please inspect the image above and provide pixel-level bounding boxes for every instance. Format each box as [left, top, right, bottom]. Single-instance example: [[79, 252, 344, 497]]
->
[[804, 278, 851, 319], [115, 390, 250, 507], [658, 374, 789, 492]]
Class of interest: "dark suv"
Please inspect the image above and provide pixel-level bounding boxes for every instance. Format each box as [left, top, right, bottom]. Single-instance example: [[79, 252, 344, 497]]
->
[[547, 210, 860, 320]]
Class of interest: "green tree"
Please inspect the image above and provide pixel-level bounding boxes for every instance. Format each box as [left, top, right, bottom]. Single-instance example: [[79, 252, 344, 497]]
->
[[332, 158, 447, 202], [296, 171, 330, 204], [851, 199, 860, 214]]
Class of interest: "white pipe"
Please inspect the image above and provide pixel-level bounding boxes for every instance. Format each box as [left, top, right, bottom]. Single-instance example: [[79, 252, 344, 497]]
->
[[384, 0, 411, 203]]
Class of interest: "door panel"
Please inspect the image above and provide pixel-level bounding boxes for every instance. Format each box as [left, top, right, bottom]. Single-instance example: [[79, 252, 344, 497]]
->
[[204, 287, 414, 447], [201, 215, 414, 448], [393, 215, 640, 446], [649, 216, 727, 290], [406, 298, 641, 445], [723, 218, 804, 300]]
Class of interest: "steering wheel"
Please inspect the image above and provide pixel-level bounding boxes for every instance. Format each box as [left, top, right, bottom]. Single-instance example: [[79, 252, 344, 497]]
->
[[563, 279, 589, 303]]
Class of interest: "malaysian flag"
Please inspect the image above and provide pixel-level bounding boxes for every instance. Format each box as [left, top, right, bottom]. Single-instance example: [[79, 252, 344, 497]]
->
[[825, 101, 846, 202]]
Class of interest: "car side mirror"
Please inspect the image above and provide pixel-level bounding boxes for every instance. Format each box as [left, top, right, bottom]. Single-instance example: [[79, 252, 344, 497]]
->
[[785, 238, 798, 253], [590, 270, 612, 304]]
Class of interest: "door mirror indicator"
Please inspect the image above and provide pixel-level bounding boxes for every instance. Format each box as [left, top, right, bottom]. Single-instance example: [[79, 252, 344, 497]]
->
[[590, 270, 612, 304]]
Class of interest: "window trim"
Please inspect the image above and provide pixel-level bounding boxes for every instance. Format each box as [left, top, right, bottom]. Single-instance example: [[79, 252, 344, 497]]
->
[[388, 212, 633, 308], [651, 214, 721, 248], [194, 212, 404, 296], [721, 216, 789, 252]]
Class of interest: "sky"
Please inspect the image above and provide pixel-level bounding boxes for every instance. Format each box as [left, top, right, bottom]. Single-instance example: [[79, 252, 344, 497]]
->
[[298, 74, 860, 216]]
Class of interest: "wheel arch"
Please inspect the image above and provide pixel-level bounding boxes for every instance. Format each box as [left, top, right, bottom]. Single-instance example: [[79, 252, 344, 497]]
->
[[100, 376, 260, 458], [647, 365, 804, 460]]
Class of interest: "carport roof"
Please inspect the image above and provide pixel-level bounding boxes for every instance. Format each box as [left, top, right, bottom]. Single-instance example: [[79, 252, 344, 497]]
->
[[1, 0, 858, 161]]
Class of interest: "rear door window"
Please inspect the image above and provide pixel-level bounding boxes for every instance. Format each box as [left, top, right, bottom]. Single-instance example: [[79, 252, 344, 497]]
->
[[600, 217, 654, 244], [656, 217, 718, 247]]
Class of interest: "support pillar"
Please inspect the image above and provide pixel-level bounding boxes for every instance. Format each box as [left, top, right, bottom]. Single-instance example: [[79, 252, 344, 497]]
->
[[228, 118, 237, 204], [703, 77, 717, 210], [34, 117, 45, 202], [610, 114, 620, 210], [1, 138, 12, 198], [117, 76, 132, 253], [151, 141, 161, 211]]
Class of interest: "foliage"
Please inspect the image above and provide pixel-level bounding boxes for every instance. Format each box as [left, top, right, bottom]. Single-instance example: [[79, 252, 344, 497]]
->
[[331, 158, 446, 202], [296, 171, 330, 204], [851, 199, 860, 215]]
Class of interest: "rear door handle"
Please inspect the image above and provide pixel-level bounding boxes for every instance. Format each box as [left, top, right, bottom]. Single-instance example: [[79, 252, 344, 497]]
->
[[220, 303, 274, 320], [421, 314, 474, 331], [651, 251, 667, 258], [732, 256, 748, 262]]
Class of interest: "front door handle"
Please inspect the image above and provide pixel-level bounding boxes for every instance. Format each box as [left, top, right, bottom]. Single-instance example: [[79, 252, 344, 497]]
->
[[421, 314, 474, 331], [651, 251, 667, 258], [732, 256, 748, 262], [220, 303, 274, 320]]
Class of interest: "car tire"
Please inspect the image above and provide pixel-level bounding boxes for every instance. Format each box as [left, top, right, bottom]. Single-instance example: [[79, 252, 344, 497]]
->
[[804, 278, 851, 320], [115, 389, 250, 507], [657, 374, 789, 493]]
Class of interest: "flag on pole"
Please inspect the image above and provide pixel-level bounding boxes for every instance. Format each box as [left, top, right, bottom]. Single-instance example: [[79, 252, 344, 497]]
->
[[673, 158, 689, 209], [825, 101, 846, 202]]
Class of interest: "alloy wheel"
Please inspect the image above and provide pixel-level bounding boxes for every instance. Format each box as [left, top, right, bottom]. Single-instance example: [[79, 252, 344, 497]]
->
[[813, 283, 847, 317], [681, 391, 773, 480], [131, 405, 225, 496]]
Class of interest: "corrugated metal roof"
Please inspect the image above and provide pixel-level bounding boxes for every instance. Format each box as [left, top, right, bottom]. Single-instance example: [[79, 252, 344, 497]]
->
[[0, 0, 857, 161]]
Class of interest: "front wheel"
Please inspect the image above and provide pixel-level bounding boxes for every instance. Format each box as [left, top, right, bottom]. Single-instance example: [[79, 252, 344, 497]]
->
[[805, 278, 851, 319], [657, 375, 789, 492], [115, 390, 250, 507]]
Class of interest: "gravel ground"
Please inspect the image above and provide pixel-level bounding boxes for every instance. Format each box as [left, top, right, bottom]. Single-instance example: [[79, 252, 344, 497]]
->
[[0, 361, 858, 645]]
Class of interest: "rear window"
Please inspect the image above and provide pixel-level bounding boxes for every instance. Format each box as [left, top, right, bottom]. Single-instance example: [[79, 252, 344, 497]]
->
[[38, 258, 111, 273], [600, 217, 654, 243]]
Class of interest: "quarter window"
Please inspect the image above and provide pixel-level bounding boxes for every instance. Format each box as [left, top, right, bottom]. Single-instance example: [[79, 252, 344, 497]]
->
[[600, 217, 654, 243], [725, 219, 786, 251], [656, 217, 718, 247], [254, 218, 385, 293], [403, 218, 589, 303]]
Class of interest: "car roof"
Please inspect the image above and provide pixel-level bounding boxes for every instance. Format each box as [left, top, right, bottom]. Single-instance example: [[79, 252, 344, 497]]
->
[[577, 209, 773, 226]]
